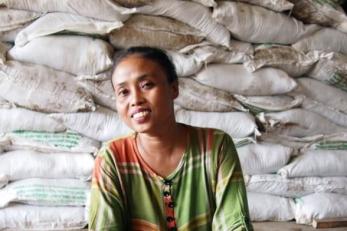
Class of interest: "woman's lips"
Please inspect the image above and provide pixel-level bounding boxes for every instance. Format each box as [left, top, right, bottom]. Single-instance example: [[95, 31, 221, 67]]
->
[[132, 110, 150, 119], [131, 109, 151, 123]]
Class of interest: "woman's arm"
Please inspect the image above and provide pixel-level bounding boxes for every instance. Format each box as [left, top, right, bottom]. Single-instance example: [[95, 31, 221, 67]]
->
[[212, 133, 253, 231], [88, 148, 126, 231]]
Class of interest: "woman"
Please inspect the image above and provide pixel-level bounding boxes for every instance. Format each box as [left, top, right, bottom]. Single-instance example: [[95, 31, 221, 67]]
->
[[89, 47, 253, 231]]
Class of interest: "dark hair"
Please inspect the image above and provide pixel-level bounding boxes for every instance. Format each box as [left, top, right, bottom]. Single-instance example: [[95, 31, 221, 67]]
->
[[112, 46, 178, 84]]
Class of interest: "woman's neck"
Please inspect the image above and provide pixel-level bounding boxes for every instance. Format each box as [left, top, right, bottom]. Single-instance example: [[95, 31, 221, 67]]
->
[[137, 122, 186, 157], [136, 123, 189, 177]]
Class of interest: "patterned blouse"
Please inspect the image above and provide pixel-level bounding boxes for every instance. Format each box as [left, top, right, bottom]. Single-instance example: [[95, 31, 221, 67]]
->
[[89, 125, 253, 231]]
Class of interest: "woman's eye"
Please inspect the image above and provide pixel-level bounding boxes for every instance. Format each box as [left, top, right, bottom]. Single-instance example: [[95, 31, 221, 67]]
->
[[118, 89, 129, 97], [141, 81, 154, 89]]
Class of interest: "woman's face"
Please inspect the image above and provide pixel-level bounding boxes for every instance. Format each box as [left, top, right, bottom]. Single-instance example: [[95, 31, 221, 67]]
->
[[112, 55, 178, 134]]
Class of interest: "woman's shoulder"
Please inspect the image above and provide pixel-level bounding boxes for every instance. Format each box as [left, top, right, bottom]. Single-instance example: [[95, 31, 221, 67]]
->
[[187, 125, 235, 151], [188, 125, 232, 141], [107, 132, 136, 146], [97, 132, 137, 161]]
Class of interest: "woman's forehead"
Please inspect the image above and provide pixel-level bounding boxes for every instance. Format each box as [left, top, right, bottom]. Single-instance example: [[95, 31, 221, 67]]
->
[[112, 55, 166, 83]]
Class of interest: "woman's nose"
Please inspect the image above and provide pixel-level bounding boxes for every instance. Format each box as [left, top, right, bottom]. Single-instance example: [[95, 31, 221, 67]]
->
[[130, 88, 145, 106]]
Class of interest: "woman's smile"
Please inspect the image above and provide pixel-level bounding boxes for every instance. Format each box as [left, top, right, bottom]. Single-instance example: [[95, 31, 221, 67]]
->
[[131, 108, 151, 123], [112, 54, 178, 134]]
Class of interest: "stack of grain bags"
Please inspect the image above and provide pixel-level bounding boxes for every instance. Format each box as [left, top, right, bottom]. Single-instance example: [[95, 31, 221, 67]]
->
[[0, 1, 130, 229], [1, 0, 347, 229]]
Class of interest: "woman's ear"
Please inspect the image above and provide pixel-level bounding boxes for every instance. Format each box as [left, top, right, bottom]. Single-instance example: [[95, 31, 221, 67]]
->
[[171, 80, 179, 99]]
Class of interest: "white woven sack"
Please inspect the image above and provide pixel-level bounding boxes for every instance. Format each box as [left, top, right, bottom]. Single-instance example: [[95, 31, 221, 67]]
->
[[171, 42, 252, 76], [0, 96, 10, 109], [291, 78, 347, 115], [0, 137, 8, 155], [0, 175, 8, 189], [0, 61, 95, 113], [175, 106, 257, 138], [15, 12, 123, 47], [0, 150, 94, 181], [237, 142, 293, 175], [0, 0, 136, 22], [194, 64, 297, 96], [246, 174, 347, 197], [305, 132, 347, 151], [298, 97, 347, 128], [0, 9, 39, 42], [258, 133, 324, 154], [175, 78, 246, 112], [307, 51, 347, 92], [247, 192, 295, 221], [258, 109, 345, 138], [234, 95, 304, 114], [78, 79, 117, 112], [290, 0, 347, 33], [109, 14, 204, 50], [213, 2, 319, 44], [112, 0, 155, 7], [278, 149, 347, 178], [0, 96, 14, 109], [78, 69, 113, 81], [5, 130, 100, 154], [183, 41, 253, 62], [233, 137, 255, 148], [168, 51, 202, 77], [49, 106, 133, 142], [0, 42, 12, 64], [0, 137, 10, 154], [8, 35, 114, 76], [244, 45, 318, 77], [0, 27, 24, 42], [295, 193, 347, 225], [0, 8, 40, 32], [0, 108, 66, 133], [293, 28, 347, 55], [0, 204, 87, 230], [136, 0, 231, 47], [192, 0, 217, 7], [0, 178, 90, 208], [226, 0, 294, 12], [191, 43, 251, 64]]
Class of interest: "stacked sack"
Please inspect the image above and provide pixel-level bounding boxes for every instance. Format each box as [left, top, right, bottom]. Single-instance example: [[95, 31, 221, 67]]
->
[[0, 1, 118, 230], [1, 0, 347, 229], [0, 63, 100, 229]]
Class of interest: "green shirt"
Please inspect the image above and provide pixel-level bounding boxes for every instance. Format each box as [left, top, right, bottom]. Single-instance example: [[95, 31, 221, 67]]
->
[[89, 125, 253, 231]]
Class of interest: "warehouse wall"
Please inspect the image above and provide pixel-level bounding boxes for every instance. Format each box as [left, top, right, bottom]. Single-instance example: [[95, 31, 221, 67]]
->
[[1, 0, 347, 229]]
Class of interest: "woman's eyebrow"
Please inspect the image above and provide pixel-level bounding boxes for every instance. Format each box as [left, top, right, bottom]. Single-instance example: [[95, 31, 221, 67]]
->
[[115, 74, 150, 87], [114, 82, 126, 89], [137, 74, 150, 81]]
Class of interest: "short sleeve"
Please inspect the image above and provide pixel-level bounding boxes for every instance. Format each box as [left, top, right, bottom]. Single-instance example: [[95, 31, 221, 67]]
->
[[211, 132, 253, 231], [88, 147, 127, 231]]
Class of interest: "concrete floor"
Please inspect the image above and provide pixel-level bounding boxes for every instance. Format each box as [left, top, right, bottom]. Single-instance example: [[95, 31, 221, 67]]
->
[[253, 222, 347, 231]]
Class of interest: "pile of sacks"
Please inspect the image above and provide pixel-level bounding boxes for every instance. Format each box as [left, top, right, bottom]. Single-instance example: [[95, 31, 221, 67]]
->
[[1, 0, 347, 229]]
